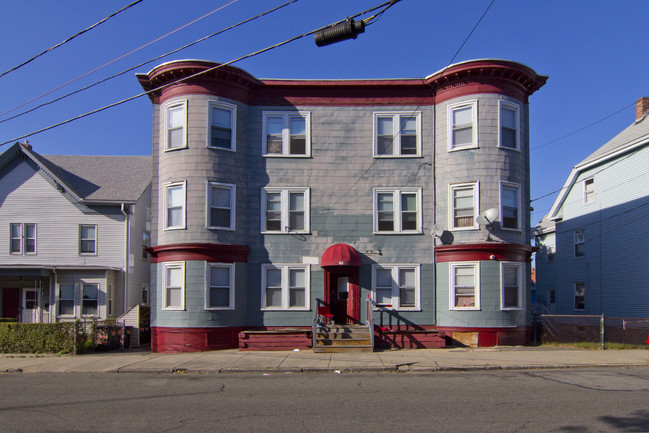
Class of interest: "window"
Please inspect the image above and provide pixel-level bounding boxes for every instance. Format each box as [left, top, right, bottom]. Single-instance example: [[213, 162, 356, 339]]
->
[[261, 264, 309, 310], [58, 284, 75, 316], [164, 181, 186, 229], [583, 178, 594, 204], [574, 229, 585, 257], [450, 262, 480, 310], [501, 263, 522, 310], [262, 112, 311, 156], [547, 246, 554, 262], [163, 262, 185, 310], [449, 183, 478, 229], [499, 101, 520, 149], [142, 231, 150, 259], [373, 188, 422, 234], [372, 264, 420, 310], [165, 100, 187, 151], [548, 288, 556, 305], [262, 187, 309, 233], [501, 183, 520, 230], [10, 223, 36, 254], [141, 285, 148, 306], [82, 284, 99, 316], [207, 182, 235, 230], [205, 263, 234, 309], [448, 100, 478, 150], [208, 101, 236, 151], [373, 112, 421, 157], [574, 282, 585, 310], [79, 225, 97, 254]]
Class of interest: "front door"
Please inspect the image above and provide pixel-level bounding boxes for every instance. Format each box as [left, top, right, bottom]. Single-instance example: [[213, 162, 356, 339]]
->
[[327, 271, 359, 324], [2, 288, 20, 319], [22, 289, 38, 323]]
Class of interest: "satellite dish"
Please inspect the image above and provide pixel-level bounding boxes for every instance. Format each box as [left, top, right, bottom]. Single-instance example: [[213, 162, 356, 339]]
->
[[484, 208, 499, 223], [432, 224, 445, 237], [476, 215, 489, 225], [476, 208, 499, 241]]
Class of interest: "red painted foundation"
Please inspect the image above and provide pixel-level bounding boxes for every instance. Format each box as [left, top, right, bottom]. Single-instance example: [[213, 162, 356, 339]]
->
[[151, 326, 245, 353], [436, 326, 531, 347]]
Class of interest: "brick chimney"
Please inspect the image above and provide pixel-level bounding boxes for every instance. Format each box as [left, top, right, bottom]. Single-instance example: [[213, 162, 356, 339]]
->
[[636, 97, 649, 121]]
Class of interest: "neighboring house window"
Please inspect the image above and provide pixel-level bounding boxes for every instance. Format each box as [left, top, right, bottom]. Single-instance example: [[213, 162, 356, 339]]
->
[[165, 100, 187, 151], [261, 264, 310, 310], [548, 288, 556, 305], [208, 101, 236, 151], [583, 178, 594, 204], [163, 262, 185, 310], [373, 188, 422, 234], [10, 223, 36, 254], [373, 112, 421, 157], [449, 183, 478, 229], [448, 100, 478, 150], [574, 229, 585, 257], [262, 187, 309, 233], [164, 181, 186, 230], [547, 246, 554, 262], [499, 101, 520, 150], [206, 263, 234, 310], [142, 231, 150, 259], [82, 284, 99, 316], [574, 282, 585, 311], [79, 225, 97, 254], [501, 263, 522, 310], [501, 183, 521, 230], [207, 182, 235, 230], [58, 284, 75, 316], [108, 284, 113, 316], [450, 262, 480, 310], [141, 285, 149, 306], [372, 264, 420, 310], [262, 112, 311, 157]]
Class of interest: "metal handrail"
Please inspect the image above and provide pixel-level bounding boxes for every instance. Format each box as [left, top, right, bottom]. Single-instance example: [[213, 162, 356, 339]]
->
[[366, 294, 374, 349], [312, 298, 326, 349]]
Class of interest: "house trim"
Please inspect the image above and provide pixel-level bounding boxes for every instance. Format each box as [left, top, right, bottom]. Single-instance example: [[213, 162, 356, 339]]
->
[[435, 243, 535, 263]]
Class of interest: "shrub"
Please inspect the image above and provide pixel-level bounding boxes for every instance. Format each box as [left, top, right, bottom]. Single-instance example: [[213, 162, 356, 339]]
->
[[0, 322, 87, 354]]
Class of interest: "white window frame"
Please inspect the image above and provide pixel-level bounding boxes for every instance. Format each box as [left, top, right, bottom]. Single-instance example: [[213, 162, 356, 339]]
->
[[574, 282, 585, 311], [164, 181, 186, 230], [81, 283, 100, 317], [164, 100, 187, 151], [207, 100, 236, 152], [449, 262, 481, 311], [79, 224, 97, 255], [498, 100, 520, 150], [261, 187, 310, 234], [261, 264, 310, 311], [262, 111, 311, 157], [574, 229, 585, 258], [205, 263, 235, 310], [57, 284, 76, 317], [500, 182, 521, 231], [449, 182, 479, 230], [500, 262, 523, 310], [373, 188, 422, 234], [162, 261, 185, 311], [371, 264, 421, 311], [206, 181, 235, 230], [10, 223, 37, 255], [373, 112, 422, 157], [583, 178, 595, 204], [447, 100, 478, 151]]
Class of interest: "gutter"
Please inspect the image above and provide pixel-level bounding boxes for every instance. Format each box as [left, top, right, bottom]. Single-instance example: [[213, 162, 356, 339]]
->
[[121, 203, 130, 315]]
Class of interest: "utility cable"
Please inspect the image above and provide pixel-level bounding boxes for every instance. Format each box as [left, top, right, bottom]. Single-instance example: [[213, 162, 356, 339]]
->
[[0, 0, 144, 79]]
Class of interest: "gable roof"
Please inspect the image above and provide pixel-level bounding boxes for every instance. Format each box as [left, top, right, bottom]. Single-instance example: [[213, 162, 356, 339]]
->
[[0, 143, 151, 204]]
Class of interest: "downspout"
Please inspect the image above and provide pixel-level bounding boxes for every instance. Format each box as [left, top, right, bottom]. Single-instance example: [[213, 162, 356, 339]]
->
[[121, 203, 130, 315], [431, 93, 437, 326]]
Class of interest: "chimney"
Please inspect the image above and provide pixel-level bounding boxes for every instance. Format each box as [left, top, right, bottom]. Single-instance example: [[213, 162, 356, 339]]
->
[[636, 97, 649, 121]]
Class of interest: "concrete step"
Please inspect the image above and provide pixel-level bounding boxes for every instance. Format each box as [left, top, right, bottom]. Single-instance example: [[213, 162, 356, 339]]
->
[[315, 338, 372, 346], [312, 345, 374, 353]]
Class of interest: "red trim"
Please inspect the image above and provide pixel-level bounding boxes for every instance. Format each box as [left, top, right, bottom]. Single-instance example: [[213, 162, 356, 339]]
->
[[151, 326, 245, 352], [149, 243, 249, 263], [435, 243, 536, 263], [321, 243, 362, 267]]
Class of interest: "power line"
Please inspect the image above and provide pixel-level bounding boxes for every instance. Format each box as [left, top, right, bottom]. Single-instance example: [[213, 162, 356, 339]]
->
[[0, 0, 144, 79]]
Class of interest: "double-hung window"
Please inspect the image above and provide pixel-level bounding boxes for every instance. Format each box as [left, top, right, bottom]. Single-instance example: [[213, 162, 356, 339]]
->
[[165, 100, 187, 151], [208, 101, 236, 151], [207, 182, 235, 230], [574, 282, 585, 311], [499, 101, 520, 150], [58, 284, 75, 316], [448, 100, 478, 150], [450, 262, 480, 310], [163, 262, 185, 310], [373, 112, 421, 157], [164, 181, 186, 230], [574, 229, 585, 257], [82, 284, 99, 316], [263, 112, 311, 157], [79, 225, 97, 255], [449, 183, 478, 230], [583, 178, 594, 204], [261, 264, 309, 310], [501, 182, 521, 230], [205, 263, 234, 310], [372, 264, 420, 310], [501, 263, 522, 310], [373, 188, 422, 234], [10, 223, 36, 254], [262, 187, 309, 233]]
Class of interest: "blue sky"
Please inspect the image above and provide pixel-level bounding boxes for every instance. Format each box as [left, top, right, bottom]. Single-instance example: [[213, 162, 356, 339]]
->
[[1, 0, 648, 226]]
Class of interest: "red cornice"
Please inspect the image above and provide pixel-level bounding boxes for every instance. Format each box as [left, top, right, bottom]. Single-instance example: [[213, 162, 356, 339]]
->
[[149, 243, 249, 263], [435, 243, 536, 263]]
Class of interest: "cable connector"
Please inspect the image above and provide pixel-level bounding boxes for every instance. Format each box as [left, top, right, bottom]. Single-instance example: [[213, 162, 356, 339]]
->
[[314, 18, 365, 47]]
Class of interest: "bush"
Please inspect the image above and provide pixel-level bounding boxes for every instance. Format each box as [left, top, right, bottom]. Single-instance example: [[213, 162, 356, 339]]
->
[[0, 322, 87, 354]]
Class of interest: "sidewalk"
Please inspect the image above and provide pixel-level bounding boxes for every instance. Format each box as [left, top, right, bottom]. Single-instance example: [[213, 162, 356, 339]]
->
[[1, 346, 647, 374]]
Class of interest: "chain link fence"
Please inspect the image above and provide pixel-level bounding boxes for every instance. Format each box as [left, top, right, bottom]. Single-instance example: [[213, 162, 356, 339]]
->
[[534, 314, 649, 348]]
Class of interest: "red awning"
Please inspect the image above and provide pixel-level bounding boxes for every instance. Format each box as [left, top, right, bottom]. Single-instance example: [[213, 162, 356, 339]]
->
[[321, 243, 361, 267]]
